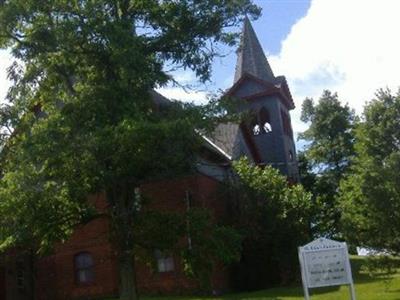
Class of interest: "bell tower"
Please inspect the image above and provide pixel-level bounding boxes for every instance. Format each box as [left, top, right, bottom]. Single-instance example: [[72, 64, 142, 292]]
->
[[227, 17, 298, 180]]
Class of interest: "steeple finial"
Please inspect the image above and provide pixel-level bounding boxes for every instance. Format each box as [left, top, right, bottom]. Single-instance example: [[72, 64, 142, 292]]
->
[[234, 17, 275, 83]]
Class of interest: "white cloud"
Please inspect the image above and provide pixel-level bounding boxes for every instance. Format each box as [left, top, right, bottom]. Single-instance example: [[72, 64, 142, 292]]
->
[[157, 69, 211, 105], [270, 0, 400, 119], [0, 50, 12, 104], [171, 70, 196, 84], [156, 86, 209, 105]]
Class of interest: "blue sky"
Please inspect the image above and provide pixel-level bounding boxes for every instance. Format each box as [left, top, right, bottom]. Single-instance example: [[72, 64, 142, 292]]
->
[[252, 0, 312, 56], [2, 0, 400, 137], [159, 0, 400, 136], [160, 0, 311, 101], [210, 0, 311, 91]]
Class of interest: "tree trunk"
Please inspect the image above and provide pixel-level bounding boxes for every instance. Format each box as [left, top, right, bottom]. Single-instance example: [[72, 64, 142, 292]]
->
[[107, 183, 139, 300], [119, 250, 138, 300]]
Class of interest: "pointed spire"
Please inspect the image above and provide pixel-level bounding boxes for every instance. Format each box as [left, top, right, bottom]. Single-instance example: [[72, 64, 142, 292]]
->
[[234, 17, 275, 84]]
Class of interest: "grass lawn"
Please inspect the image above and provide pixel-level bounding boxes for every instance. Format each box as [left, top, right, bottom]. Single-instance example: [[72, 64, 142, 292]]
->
[[111, 257, 400, 300]]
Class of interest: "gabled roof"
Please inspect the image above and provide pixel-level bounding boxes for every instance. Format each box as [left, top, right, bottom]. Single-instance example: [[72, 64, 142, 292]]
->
[[152, 91, 237, 164], [207, 123, 239, 159], [149, 90, 171, 107], [226, 72, 295, 110], [234, 17, 275, 84], [207, 122, 262, 165]]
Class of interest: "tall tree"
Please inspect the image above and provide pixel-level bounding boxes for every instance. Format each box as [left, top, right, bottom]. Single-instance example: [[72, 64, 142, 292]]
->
[[340, 89, 400, 253], [299, 90, 356, 238], [0, 1, 260, 299], [226, 158, 312, 290]]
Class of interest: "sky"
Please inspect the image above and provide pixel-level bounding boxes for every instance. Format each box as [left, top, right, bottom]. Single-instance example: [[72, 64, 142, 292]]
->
[[158, 0, 400, 135], [1, 0, 400, 137]]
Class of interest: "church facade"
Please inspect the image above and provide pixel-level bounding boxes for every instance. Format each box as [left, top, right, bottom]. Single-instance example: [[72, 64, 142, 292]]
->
[[0, 18, 298, 300]]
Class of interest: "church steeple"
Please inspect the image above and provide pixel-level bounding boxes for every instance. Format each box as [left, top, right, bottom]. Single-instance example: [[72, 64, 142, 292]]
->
[[234, 17, 275, 84]]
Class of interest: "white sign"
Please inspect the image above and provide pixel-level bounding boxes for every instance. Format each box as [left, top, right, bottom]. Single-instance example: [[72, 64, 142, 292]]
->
[[298, 238, 356, 300]]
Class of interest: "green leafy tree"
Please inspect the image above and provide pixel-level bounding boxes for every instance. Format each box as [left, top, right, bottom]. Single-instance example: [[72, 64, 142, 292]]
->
[[299, 90, 356, 238], [131, 207, 242, 292], [340, 89, 400, 253], [180, 209, 242, 291], [297, 152, 316, 193], [225, 158, 312, 290], [0, 1, 259, 299]]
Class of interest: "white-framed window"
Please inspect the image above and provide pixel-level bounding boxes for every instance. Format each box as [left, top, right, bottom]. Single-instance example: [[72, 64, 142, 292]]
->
[[154, 250, 175, 273], [74, 252, 95, 284]]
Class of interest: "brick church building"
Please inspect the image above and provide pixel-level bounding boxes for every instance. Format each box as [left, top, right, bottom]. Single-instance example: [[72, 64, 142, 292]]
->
[[0, 18, 298, 300]]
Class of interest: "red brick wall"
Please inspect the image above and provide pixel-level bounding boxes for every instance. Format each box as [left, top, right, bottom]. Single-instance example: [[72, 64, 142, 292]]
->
[[141, 174, 230, 294], [35, 194, 118, 300], [3, 250, 35, 300], [34, 174, 229, 299]]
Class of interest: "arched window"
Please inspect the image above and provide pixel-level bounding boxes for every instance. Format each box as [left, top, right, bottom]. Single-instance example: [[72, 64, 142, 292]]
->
[[259, 107, 272, 133], [253, 124, 261, 135], [281, 110, 293, 137], [248, 113, 261, 136], [74, 252, 94, 284]]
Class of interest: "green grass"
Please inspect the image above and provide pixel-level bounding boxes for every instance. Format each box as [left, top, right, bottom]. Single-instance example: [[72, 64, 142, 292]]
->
[[113, 257, 400, 300]]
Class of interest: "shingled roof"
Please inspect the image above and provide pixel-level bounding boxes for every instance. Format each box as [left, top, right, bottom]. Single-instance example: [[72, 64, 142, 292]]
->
[[234, 16, 275, 84]]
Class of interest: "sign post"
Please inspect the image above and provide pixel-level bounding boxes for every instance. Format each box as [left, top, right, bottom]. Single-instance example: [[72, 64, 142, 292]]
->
[[298, 238, 356, 300]]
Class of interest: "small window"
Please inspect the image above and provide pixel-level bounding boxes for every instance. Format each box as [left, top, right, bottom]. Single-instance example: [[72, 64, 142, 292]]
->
[[16, 259, 25, 291], [155, 250, 175, 273], [260, 107, 272, 133], [252, 124, 261, 135], [74, 252, 94, 284], [263, 122, 272, 133], [248, 114, 260, 136]]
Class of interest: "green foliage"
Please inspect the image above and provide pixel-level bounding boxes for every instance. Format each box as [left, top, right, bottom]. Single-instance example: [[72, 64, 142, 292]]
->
[[0, 100, 207, 253], [131, 207, 242, 293], [0, 1, 260, 298], [299, 90, 357, 238], [0, 0, 259, 248], [226, 158, 312, 290], [133, 210, 186, 252], [297, 152, 316, 192], [339, 89, 400, 254], [300, 91, 356, 173], [181, 209, 242, 292], [360, 256, 399, 278]]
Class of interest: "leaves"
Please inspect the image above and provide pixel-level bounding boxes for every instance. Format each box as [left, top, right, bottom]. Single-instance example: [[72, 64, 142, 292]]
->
[[0, 0, 259, 252], [181, 208, 242, 290], [298, 90, 357, 238], [129, 207, 242, 291], [0, 1, 259, 297], [339, 89, 400, 253], [226, 158, 312, 288]]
